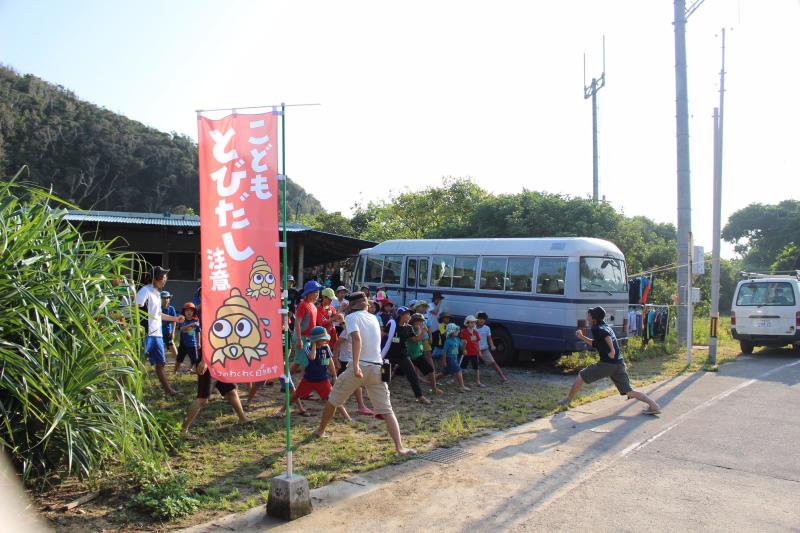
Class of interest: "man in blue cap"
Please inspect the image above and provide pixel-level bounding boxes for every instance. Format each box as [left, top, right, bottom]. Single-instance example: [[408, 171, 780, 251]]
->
[[563, 306, 661, 414]]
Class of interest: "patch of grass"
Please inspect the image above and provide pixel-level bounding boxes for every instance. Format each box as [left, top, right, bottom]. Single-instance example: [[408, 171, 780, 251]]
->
[[44, 316, 743, 530]]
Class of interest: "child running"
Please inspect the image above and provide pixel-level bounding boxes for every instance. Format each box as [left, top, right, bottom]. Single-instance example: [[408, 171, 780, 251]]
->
[[276, 326, 352, 421], [408, 313, 443, 395], [441, 323, 470, 392], [430, 311, 451, 370], [475, 311, 509, 383], [174, 302, 201, 374], [460, 315, 484, 387]]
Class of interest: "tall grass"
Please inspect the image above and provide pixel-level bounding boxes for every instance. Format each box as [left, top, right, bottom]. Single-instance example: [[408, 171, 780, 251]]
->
[[0, 175, 164, 480]]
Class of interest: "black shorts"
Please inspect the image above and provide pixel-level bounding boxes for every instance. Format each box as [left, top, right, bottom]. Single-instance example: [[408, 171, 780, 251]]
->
[[412, 357, 434, 376], [177, 344, 199, 365], [460, 356, 479, 370], [337, 360, 349, 376], [197, 369, 236, 399]]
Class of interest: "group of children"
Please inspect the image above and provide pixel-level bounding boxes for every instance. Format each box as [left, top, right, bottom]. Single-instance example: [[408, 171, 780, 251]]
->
[[272, 280, 511, 418]]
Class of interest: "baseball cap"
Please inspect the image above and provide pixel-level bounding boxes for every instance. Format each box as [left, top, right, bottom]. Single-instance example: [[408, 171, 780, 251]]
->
[[396, 306, 411, 316], [464, 314, 477, 325], [321, 288, 336, 300], [160, 290, 172, 298]]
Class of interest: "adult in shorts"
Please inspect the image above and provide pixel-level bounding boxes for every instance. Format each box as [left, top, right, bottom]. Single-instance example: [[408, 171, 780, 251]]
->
[[135, 266, 184, 396], [563, 307, 662, 415], [314, 292, 415, 456], [181, 359, 248, 435]]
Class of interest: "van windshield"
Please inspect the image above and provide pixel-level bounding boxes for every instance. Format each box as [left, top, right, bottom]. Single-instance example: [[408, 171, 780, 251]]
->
[[580, 257, 626, 293], [736, 282, 796, 306]]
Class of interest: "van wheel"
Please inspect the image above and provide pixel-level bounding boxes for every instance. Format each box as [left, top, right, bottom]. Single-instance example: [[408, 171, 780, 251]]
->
[[740, 340, 754, 355], [491, 327, 517, 366]]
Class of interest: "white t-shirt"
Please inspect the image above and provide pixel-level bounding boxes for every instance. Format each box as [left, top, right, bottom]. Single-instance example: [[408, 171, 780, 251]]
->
[[477, 324, 492, 350], [337, 331, 353, 363], [136, 284, 162, 337], [332, 298, 348, 312], [344, 310, 382, 365], [427, 302, 447, 331]]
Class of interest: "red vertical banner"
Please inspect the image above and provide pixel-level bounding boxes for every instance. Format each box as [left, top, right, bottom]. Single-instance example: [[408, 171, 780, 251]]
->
[[198, 112, 282, 383]]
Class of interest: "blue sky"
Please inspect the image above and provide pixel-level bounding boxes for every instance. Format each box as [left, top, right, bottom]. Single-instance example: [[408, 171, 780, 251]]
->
[[2, 0, 799, 258]]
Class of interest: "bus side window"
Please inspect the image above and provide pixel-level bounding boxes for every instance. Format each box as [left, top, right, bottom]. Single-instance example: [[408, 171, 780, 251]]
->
[[431, 256, 454, 288], [366, 256, 384, 284], [507, 257, 534, 292], [383, 255, 403, 285], [536, 258, 567, 295], [454, 257, 478, 289]]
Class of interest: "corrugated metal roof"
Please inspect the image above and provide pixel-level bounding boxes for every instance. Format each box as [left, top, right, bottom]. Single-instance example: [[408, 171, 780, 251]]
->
[[64, 210, 310, 231]]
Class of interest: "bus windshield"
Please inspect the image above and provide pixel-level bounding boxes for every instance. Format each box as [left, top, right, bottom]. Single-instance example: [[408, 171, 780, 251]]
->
[[580, 257, 626, 293]]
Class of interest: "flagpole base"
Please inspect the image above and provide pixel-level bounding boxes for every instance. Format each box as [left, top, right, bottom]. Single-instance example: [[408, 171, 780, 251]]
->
[[266, 473, 312, 521]]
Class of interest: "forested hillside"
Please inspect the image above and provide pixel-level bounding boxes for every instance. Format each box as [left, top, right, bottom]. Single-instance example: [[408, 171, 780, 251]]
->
[[0, 65, 323, 217]]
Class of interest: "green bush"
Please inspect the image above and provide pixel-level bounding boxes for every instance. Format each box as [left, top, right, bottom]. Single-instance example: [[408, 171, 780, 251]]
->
[[0, 174, 165, 480], [129, 460, 199, 521]]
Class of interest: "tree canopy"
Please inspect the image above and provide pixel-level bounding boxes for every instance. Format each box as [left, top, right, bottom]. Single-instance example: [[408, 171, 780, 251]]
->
[[0, 65, 323, 218], [722, 200, 800, 271]]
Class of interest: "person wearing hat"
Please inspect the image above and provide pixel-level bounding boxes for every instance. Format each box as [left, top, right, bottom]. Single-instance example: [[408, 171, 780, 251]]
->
[[332, 285, 349, 313], [292, 280, 323, 371], [460, 315, 484, 387], [135, 266, 184, 396], [428, 291, 446, 326], [563, 307, 662, 415], [174, 302, 201, 374], [413, 300, 436, 373], [315, 292, 416, 456], [316, 287, 342, 351], [381, 306, 431, 404], [475, 312, 509, 384], [378, 299, 395, 332], [430, 311, 452, 370], [408, 313, 442, 395], [160, 290, 178, 361], [276, 326, 352, 421]]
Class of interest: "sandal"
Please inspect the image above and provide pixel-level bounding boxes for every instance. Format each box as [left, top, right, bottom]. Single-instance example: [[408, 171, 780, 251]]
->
[[417, 396, 431, 405]]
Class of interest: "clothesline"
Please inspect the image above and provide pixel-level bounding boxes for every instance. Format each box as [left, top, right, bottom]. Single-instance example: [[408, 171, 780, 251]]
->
[[628, 257, 713, 279]]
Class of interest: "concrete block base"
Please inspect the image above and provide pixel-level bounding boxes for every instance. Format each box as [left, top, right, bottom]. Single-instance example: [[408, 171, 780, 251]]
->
[[266, 474, 312, 520]]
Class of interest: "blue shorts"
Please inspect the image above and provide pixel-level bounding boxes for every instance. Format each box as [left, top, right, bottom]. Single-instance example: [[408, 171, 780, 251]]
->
[[144, 336, 166, 366], [432, 347, 443, 358], [441, 355, 462, 375], [292, 336, 311, 368]]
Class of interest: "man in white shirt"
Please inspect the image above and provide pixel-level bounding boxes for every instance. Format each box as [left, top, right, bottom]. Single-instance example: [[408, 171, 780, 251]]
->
[[136, 266, 184, 396], [331, 285, 349, 313], [316, 292, 415, 456]]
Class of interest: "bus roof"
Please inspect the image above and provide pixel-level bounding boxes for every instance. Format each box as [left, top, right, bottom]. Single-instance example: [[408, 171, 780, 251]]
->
[[359, 237, 624, 258]]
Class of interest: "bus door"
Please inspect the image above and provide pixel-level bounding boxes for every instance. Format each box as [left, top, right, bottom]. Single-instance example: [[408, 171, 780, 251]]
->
[[404, 256, 430, 305]]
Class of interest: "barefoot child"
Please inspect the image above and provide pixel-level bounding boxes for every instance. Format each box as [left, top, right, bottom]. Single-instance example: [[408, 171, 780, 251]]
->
[[460, 315, 484, 387], [182, 359, 248, 435], [475, 311, 508, 383], [276, 326, 352, 420], [408, 313, 443, 395], [563, 307, 662, 414], [442, 323, 470, 392]]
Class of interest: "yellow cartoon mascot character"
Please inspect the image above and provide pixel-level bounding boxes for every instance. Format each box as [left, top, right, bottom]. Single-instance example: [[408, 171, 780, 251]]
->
[[245, 256, 277, 300], [210, 288, 270, 366]]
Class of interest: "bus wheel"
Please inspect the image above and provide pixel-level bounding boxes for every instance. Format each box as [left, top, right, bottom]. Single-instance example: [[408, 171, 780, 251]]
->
[[492, 328, 517, 366]]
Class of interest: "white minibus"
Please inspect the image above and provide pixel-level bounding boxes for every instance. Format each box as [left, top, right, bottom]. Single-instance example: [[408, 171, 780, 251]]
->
[[350, 237, 629, 364]]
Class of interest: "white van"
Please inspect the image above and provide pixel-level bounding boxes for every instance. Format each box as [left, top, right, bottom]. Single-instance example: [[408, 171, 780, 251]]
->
[[730, 274, 800, 354]]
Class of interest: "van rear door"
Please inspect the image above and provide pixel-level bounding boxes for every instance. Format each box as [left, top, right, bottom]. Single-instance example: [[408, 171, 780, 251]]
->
[[734, 281, 797, 337]]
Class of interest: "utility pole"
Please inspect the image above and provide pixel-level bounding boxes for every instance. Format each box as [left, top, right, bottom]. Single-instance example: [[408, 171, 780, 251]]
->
[[709, 28, 726, 365], [674, 0, 705, 347], [584, 36, 606, 203]]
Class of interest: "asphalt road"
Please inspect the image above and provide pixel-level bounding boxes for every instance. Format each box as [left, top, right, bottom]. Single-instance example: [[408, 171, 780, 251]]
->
[[187, 349, 800, 533]]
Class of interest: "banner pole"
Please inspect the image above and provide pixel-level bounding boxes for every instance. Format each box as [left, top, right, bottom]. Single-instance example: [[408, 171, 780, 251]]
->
[[280, 102, 292, 477]]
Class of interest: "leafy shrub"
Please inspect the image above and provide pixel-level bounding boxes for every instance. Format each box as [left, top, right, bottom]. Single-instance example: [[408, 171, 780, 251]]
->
[[130, 460, 199, 521], [0, 175, 165, 479]]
